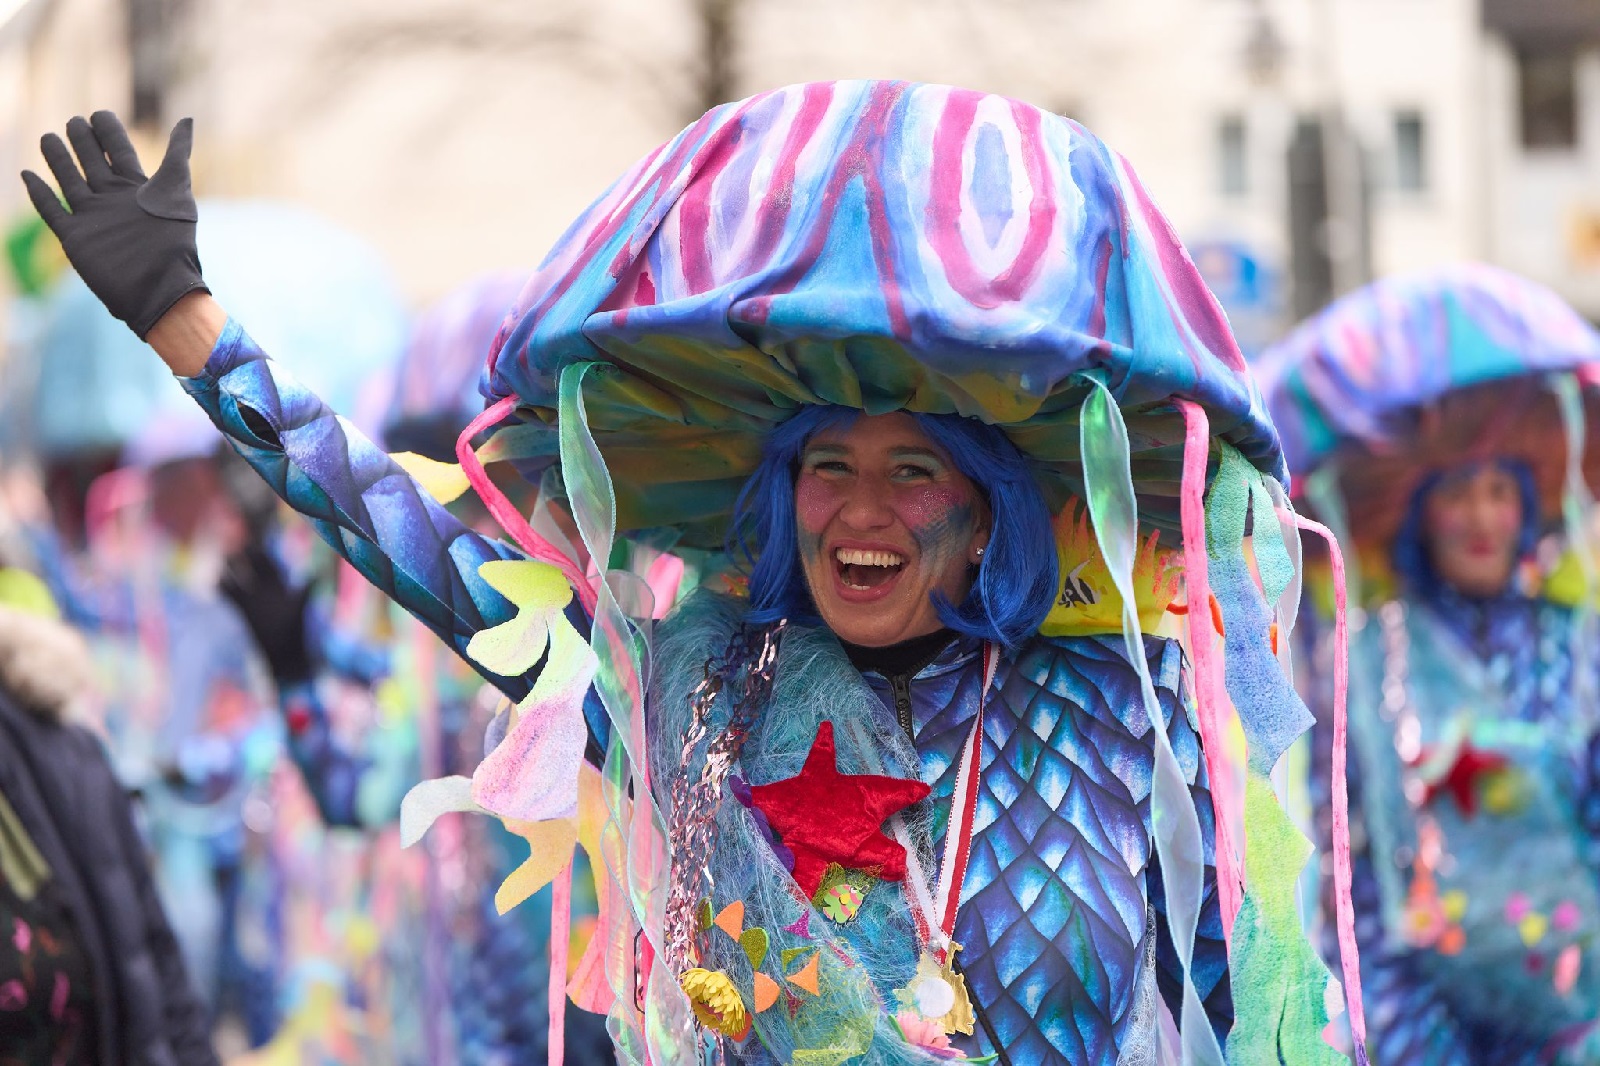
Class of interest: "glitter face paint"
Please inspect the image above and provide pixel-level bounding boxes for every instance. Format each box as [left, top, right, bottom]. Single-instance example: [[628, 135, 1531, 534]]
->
[[794, 412, 989, 647]]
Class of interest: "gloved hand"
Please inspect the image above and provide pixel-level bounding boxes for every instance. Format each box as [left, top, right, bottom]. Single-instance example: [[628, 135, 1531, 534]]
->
[[220, 541, 316, 684], [20, 111, 206, 339]]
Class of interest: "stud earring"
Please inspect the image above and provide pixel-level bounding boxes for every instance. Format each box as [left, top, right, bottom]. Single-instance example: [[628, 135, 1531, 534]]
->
[[975, 546, 986, 557]]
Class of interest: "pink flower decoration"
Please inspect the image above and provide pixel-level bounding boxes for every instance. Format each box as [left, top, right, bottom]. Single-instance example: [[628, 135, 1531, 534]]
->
[[50, 973, 68, 1020], [1553, 901, 1582, 932], [1555, 944, 1584, 995], [896, 1011, 952, 1051], [0, 980, 25, 1011], [1505, 893, 1531, 922], [12, 918, 29, 955]]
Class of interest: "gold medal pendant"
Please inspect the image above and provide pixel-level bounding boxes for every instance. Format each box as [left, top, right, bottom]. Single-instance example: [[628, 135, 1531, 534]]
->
[[937, 943, 975, 1036]]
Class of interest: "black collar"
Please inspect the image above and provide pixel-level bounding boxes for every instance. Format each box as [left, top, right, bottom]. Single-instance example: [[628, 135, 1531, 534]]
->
[[840, 627, 957, 679]]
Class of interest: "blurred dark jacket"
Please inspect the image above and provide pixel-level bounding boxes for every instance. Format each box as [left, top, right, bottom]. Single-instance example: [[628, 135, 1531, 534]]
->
[[0, 604, 219, 1066]]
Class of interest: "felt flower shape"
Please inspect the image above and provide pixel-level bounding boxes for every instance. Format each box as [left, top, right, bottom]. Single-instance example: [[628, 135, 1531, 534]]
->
[[469, 561, 597, 825], [894, 1012, 953, 1052], [465, 559, 575, 678], [680, 968, 749, 1038], [495, 815, 580, 914]]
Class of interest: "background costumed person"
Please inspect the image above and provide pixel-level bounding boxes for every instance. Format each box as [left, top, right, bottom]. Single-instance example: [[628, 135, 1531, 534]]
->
[[22, 85, 1366, 1064], [6, 198, 409, 1049], [226, 271, 617, 1064], [1256, 264, 1600, 1064]]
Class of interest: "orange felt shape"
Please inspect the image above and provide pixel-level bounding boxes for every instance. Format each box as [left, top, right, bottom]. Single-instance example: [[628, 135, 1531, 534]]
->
[[714, 900, 746, 939], [752, 972, 781, 1012], [787, 952, 820, 996], [746, 721, 930, 896]]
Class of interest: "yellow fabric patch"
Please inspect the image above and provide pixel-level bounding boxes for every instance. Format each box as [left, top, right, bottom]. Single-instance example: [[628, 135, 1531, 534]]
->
[[495, 816, 579, 914], [0, 568, 59, 620], [389, 451, 471, 505]]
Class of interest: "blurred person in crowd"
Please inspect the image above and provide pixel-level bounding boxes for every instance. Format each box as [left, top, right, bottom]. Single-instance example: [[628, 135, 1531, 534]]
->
[[1258, 265, 1600, 1063], [222, 272, 615, 1064], [20, 98, 1361, 1065], [5, 198, 412, 1052], [0, 564, 218, 1066]]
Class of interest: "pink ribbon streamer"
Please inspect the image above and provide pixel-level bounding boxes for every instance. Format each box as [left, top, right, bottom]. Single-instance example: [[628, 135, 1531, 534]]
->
[[455, 397, 597, 615], [1174, 399, 1244, 939], [548, 862, 573, 1066], [1288, 513, 1368, 1060]]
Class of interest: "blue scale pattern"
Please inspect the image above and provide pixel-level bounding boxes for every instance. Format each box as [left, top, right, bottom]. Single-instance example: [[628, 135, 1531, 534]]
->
[[862, 635, 1232, 1063]]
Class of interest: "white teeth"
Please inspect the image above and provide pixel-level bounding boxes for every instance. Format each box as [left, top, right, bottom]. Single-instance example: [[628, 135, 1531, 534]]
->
[[834, 548, 906, 568]]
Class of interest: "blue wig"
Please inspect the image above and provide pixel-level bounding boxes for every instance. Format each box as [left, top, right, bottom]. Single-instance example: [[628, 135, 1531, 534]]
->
[[1391, 458, 1541, 597], [730, 406, 1059, 648]]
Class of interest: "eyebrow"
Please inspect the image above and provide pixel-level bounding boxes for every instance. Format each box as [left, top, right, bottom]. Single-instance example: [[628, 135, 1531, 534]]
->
[[887, 447, 947, 463], [802, 443, 849, 459]]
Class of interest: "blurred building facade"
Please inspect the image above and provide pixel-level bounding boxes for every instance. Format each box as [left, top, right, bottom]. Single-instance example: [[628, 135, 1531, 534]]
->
[[2, 0, 1600, 336]]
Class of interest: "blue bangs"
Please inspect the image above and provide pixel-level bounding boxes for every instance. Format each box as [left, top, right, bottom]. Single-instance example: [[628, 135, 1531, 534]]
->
[[730, 406, 1058, 648]]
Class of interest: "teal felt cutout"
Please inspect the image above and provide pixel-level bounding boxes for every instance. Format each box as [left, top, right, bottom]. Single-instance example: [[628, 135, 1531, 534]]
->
[[1208, 444, 1316, 772]]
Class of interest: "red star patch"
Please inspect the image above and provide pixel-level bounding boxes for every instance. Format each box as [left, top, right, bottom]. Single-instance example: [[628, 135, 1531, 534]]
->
[[1411, 740, 1509, 817], [747, 721, 931, 897]]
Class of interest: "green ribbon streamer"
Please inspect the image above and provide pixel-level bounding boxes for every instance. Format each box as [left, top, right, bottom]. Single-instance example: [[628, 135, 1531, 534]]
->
[[558, 362, 692, 1061], [1226, 775, 1345, 1065], [1078, 376, 1224, 1066]]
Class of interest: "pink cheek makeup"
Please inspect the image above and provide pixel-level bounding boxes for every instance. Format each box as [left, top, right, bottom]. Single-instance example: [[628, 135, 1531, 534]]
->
[[795, 476, 838, 534]]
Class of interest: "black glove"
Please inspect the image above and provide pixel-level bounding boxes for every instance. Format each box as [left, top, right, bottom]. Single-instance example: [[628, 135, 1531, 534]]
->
[[20, 111, 207, 339], [220, 541, 316, 684]]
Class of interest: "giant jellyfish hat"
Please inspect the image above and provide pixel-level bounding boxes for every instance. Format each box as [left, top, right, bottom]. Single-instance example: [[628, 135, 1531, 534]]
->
[[1254, 263, 1600, 563], [382, 270, 529, 461], [407, 80, 1364, 1064]]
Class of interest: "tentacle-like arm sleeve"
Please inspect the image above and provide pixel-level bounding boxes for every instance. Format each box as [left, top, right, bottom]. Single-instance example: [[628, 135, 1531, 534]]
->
[[181, 319, 533, 701], [1148, 667, 1234, 1048]]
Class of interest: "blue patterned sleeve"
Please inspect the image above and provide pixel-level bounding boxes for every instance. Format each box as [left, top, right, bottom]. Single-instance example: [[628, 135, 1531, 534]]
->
[[180, 319, 534, 702], [1146, 647, 1234, 1047]]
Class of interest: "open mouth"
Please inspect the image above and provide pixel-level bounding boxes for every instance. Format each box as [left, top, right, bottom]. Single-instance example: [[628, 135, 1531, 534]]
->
[[834, 547, 907, 590]]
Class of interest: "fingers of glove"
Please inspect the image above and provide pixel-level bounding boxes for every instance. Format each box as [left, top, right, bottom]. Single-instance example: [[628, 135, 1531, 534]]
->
[[20, 171, 69, 228], [65, 115, 116, 191], [38, 132, 91, 207], [138, 118, 198, 222], [90, 110, 146, 180], [137, 117, 198, 220]]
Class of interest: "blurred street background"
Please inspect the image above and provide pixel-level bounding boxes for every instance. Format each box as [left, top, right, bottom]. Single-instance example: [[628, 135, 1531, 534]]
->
[[3, 0, 1600, 1061], [5, 0, 1600, 336]]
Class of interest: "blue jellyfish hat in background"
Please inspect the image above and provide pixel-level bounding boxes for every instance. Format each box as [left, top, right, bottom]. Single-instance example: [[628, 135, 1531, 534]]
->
[[27, 200, 409, 466]]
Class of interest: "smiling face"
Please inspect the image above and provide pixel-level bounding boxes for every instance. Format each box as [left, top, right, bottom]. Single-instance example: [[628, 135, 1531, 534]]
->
[[1421, 463, 1525, 599], [794, 412, 990, 647]]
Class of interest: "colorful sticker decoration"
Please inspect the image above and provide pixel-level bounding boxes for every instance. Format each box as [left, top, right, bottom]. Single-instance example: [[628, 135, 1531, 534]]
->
[[819, 883, 863, 924]]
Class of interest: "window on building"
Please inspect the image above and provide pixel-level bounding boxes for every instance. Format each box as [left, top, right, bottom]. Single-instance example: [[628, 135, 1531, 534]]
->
[[1394, 110, 1427, 192], [1518, 47, 1578, 151], [1218, 114, 1248, 197]]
